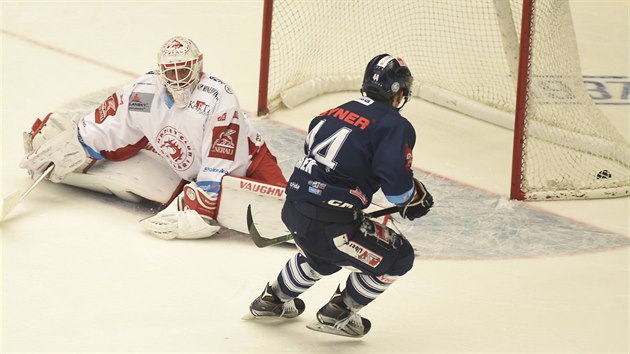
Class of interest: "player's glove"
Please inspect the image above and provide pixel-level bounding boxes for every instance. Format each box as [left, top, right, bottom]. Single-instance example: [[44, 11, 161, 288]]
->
[[19, 113, 90, 182], [398, 178, 433, 221], [179, 183, 219, 219], [141, 182, 220, 240]]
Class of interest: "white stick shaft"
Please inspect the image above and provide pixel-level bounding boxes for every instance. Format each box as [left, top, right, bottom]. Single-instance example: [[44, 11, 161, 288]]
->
[[1, 164, 54, 220]]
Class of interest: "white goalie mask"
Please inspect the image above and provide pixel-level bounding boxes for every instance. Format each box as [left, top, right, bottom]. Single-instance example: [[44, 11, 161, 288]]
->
[[157, 36, 203, 108]]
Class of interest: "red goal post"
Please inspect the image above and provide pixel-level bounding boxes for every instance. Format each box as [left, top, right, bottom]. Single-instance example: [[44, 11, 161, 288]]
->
[[257, 0, 630, 201]]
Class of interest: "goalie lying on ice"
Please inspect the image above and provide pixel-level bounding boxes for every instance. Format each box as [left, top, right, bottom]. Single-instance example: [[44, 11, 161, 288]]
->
[[18, 36, 286, 239]]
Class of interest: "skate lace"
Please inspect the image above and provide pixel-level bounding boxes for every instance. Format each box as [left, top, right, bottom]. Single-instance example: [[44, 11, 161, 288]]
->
[[280, 300, 298, 316], [333, 310, 363, 330]]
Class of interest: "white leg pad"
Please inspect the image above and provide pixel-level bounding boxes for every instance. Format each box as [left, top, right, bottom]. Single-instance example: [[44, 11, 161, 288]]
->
[[60, 149, 183, 204], [217, 176, 290, 238]]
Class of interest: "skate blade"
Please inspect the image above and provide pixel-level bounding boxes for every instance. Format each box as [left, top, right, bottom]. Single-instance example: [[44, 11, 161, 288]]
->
[[241, 311, 299, 321], [306, 319, 364, 338], [241, 312, 256, 320]]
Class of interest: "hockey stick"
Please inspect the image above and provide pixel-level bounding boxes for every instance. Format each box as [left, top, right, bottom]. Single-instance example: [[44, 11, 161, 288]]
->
[[247, 204, 399, 248], [1, 164, 54, 221]]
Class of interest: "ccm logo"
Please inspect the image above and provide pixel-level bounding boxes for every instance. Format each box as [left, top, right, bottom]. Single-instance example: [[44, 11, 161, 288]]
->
[[327, 200, 354, 209]]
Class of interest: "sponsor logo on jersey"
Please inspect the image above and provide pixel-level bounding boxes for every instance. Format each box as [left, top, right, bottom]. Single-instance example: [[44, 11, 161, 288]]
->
[[309, 181, 327, 189], [197, 83, 220, 100], [188, 100, 212, 115], [209, 124, 239, 161], [308, 180, 327, 196], [308, 186, 322, 195], [333, 234, 383, 268], [349, 187, 367, 205], [207, 75, 226, 85], [94, 93, 121, 124], [156, 126, 194, 171], [216, 111, 240, 122], [129, 92, 154, 113], [202, 166, 229, 174], [238, 180, 284, 197], [289, 182, 300, 191]]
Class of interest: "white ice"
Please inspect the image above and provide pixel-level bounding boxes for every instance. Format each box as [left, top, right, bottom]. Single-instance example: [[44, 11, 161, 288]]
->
[[1, 1, 628, 353]]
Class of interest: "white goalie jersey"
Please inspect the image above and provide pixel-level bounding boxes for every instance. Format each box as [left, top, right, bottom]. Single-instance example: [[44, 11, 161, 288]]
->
[[19, 36, 289, 241], [77, 72, 265, 195]]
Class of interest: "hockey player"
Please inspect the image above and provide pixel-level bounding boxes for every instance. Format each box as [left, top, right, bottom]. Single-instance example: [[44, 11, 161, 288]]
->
[[246, 54, 433, 337], [19, 36, 286, 239]]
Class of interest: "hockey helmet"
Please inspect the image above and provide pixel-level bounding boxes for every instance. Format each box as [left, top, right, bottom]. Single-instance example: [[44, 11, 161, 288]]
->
[[361, 54, 413, 109], [157, 36, 204, 107]]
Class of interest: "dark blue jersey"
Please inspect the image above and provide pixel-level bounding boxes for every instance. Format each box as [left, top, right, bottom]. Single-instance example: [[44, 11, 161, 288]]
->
[[286, 96, 416, 212]]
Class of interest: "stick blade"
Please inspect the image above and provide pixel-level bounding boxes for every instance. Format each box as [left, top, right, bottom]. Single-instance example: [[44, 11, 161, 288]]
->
[[1, 192, 22, 221], [247, 205, 293, 248]]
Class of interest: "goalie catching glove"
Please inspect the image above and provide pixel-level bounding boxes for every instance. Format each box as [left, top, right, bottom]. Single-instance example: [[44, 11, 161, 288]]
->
[[20, 113, 91, 182], [398, 178, 433, 220], [141, 182, 221, 240]]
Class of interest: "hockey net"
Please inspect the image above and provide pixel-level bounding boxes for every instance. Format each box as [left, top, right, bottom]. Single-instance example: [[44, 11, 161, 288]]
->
[[257, 0, 630, 200]]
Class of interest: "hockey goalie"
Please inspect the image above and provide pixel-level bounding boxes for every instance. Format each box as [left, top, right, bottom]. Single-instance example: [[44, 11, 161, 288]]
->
[[18, 36, 287, 240]]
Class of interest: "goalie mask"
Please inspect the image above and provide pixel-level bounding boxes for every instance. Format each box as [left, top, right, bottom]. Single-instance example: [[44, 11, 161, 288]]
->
[[157, 36, 204, 108], [361, 54, 413, 110]]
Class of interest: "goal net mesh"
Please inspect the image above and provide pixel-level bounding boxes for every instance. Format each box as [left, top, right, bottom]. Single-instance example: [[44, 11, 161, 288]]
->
[[262, 0, 629, 200]]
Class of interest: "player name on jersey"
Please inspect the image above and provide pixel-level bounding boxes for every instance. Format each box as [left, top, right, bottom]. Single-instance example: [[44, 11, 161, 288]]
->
[[318, 107, 370, 130]]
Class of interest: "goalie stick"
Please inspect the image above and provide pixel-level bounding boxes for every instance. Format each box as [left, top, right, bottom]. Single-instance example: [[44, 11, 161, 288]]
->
[[2, 164, 54, 221], [247, 204, 399, 248]]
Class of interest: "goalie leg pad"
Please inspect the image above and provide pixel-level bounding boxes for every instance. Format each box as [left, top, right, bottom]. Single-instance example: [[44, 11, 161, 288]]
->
[[59, 149, 184, 204]]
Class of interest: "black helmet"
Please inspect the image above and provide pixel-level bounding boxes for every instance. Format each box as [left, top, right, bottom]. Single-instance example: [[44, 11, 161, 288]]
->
[[361, 54, 413, 109]]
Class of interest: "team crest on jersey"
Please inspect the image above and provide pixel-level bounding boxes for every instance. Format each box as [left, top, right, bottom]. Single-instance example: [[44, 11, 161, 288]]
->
[[405, 144, 413, 170], [94, 93, 121, 124], [209, 124, 239, 161], [156, 126, 194, 171], [129, 92, 154, 113]]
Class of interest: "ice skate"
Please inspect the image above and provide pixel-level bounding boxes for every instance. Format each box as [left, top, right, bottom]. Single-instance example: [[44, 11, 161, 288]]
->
[[306, 286, 371, 338], [243, 283, 305, 319]]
